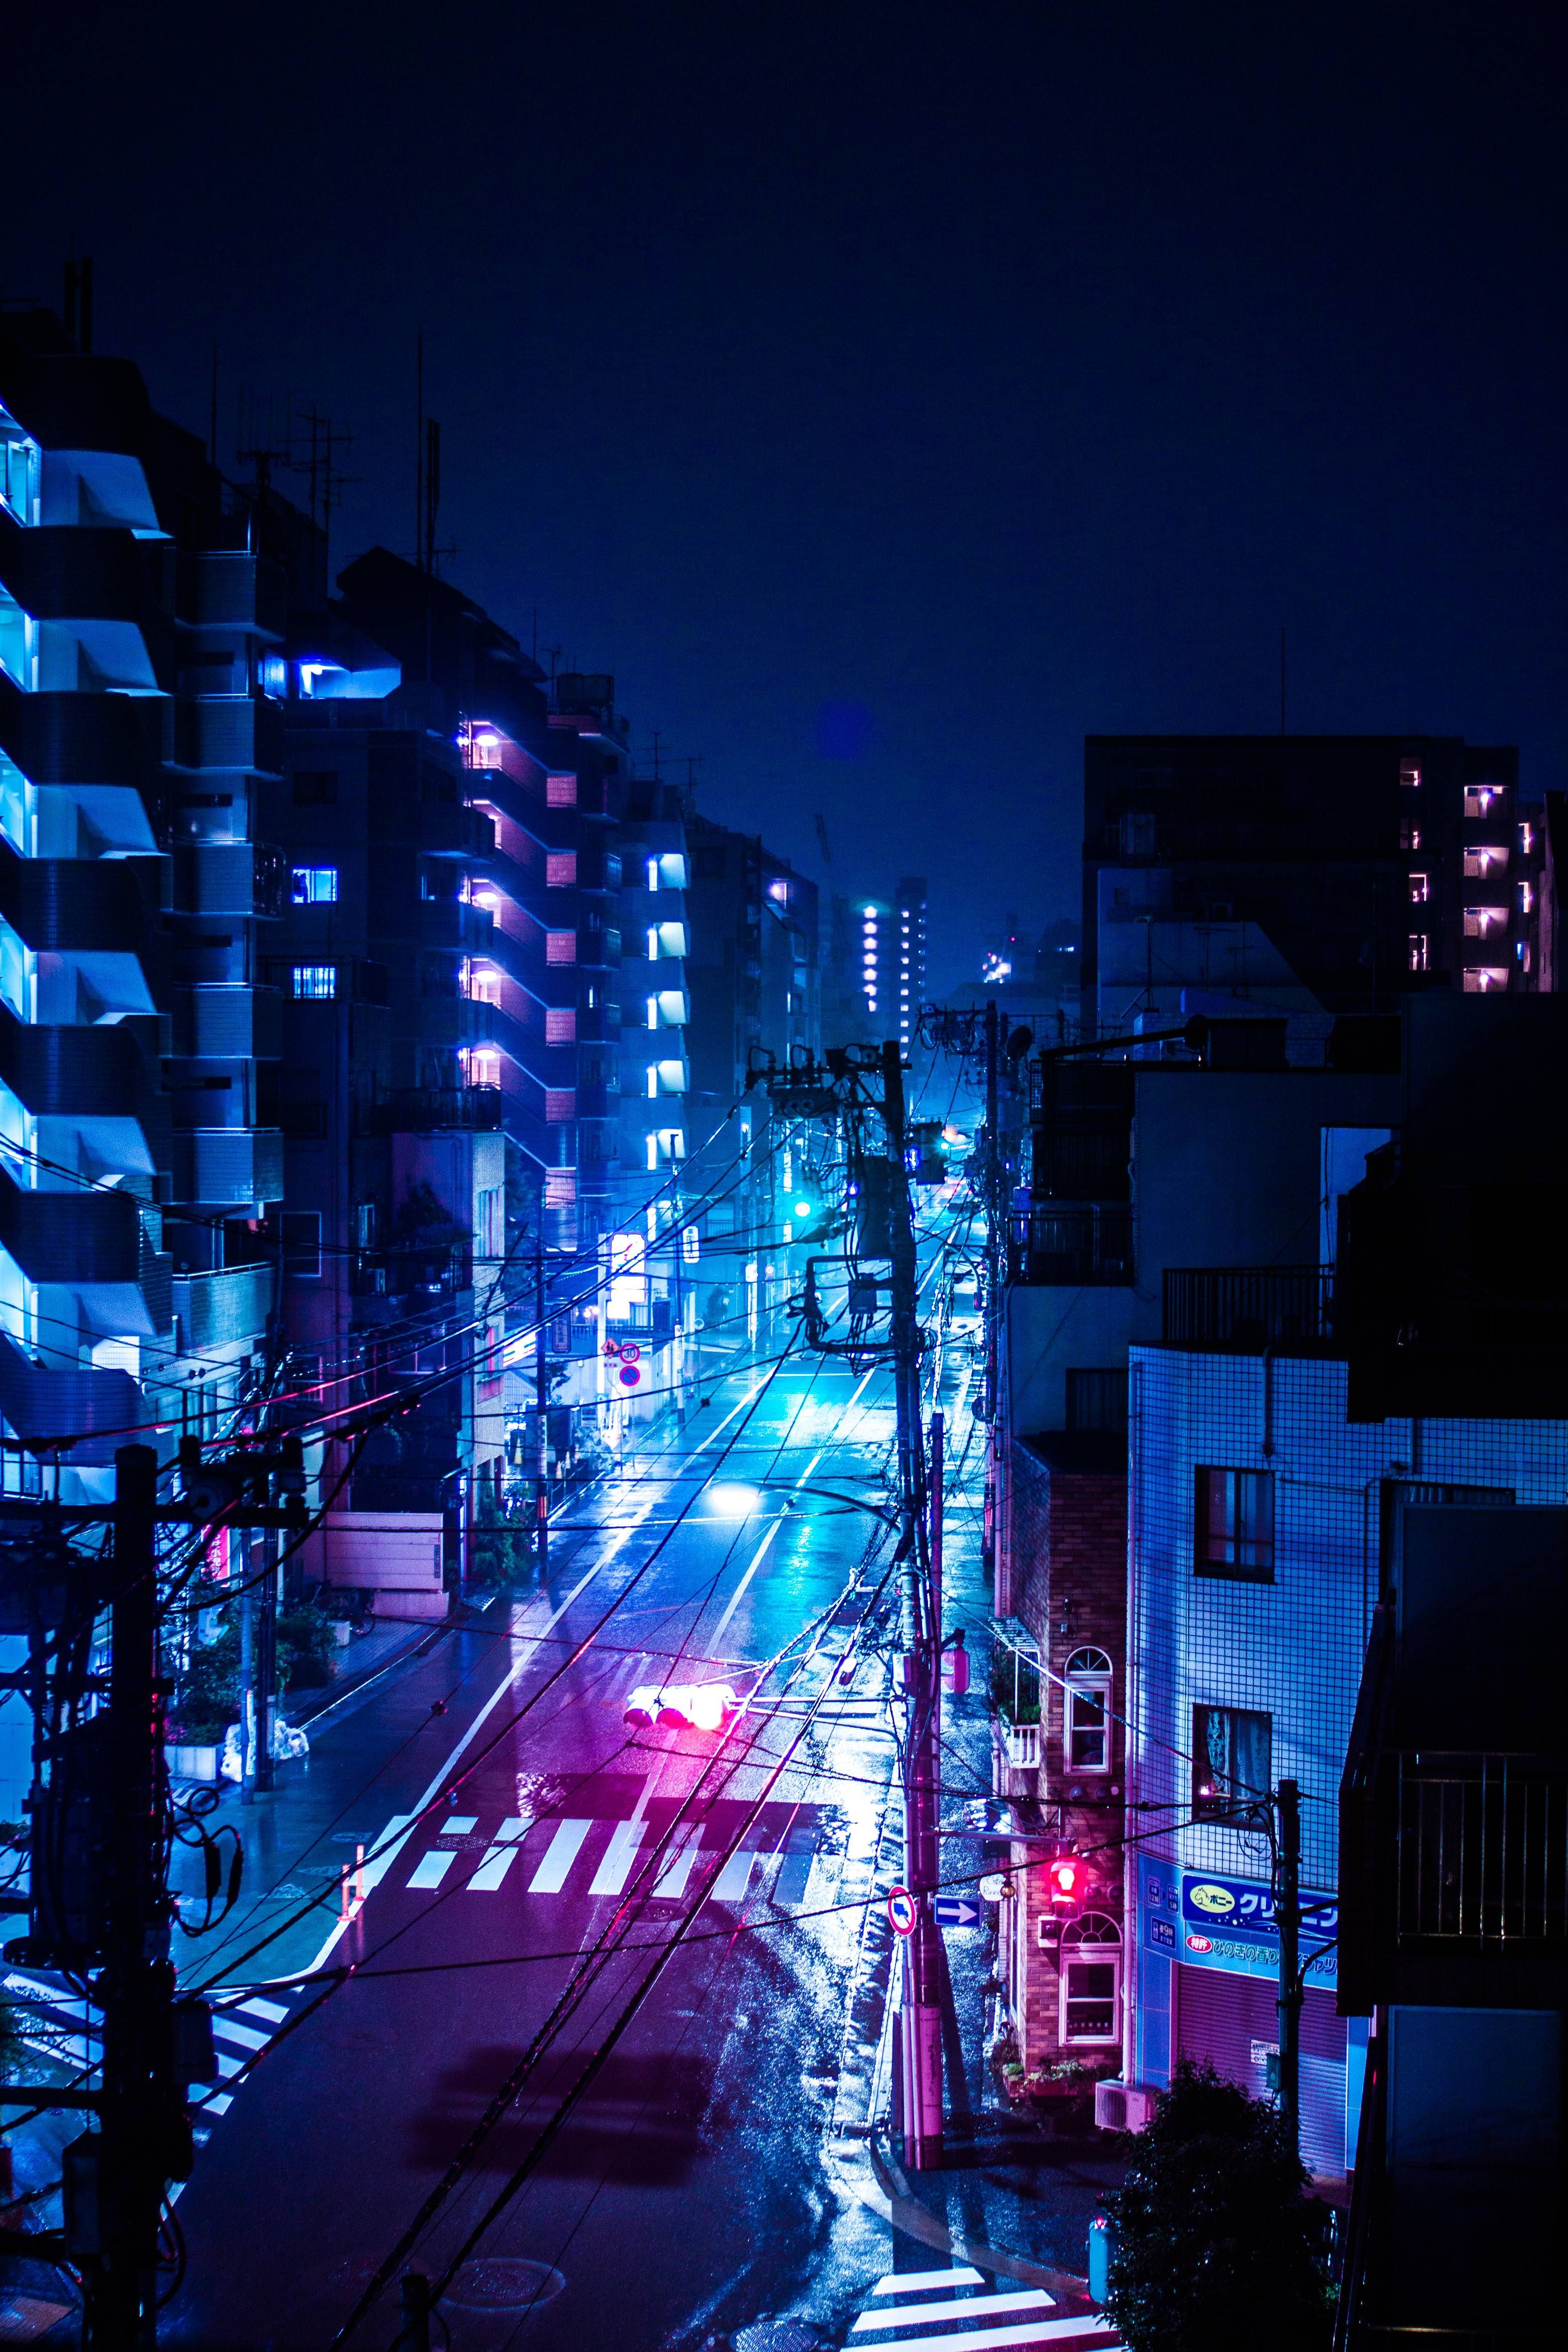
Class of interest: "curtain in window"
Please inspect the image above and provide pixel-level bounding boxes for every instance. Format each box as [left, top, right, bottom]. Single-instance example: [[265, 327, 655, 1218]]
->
[[1201, 1706, 1271, 1812]]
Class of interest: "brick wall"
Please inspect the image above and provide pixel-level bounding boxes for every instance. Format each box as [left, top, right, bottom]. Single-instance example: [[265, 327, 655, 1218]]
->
[[1003, 1430, 1129, 2078]]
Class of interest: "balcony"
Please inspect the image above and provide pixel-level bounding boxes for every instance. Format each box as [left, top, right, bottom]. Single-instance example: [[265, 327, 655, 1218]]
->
[[1162, 1264, 1336, 1351], [420, 804, 495, 858], [419, 998, 496, 1050], [418, 899, 494, 952], [605, 1297, 675, 1343], [0, 1001, 158, 1120], [178, 550, 287, 637], [0, 673, 167, 812], [0, 839, 161, 954], [0, 1165, 140, 1283], [1007, 1205, 1133, 1286], [0, 1329, 143, 1466], [173, 839, 288, 919], [361, 1085, 503, 1135], [172, 1261, 275, 1351], [0, 515, 155, 626], [173, 694, 284, 776], [169, 984, 283, 1059], [168, 1127, 284, 1210]]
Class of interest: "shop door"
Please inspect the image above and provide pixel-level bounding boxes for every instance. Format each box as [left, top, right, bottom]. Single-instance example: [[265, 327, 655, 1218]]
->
[[1177, 1964, 1348, 2176]]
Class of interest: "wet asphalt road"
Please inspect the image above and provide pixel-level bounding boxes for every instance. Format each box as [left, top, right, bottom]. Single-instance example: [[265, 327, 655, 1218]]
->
[[163, 1343, 921, 2351]]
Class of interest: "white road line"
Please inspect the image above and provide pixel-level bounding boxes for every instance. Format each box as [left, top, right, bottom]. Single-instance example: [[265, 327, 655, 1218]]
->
[[708, 1514, 787, 1650], [709, 1844, 760, 1902], [652, 1826, 702, 1900], [852, 2289, 1053, 2331], [528, 1819, 593, 1893], [407, 1849, 457, 1890], [872, 2268, 985, 2294], [438, 1815, 477, 1835], [589, 1819, 647, 1895], [237, 1997, 288, 2024], [850, 2321, 1113, 2352], [211, 2016, 270, 2051], [467, 1817, 531, 1891]]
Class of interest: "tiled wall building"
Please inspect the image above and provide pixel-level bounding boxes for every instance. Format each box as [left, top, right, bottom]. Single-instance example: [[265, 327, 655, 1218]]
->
[[1123, 1343, 1568, 2178]]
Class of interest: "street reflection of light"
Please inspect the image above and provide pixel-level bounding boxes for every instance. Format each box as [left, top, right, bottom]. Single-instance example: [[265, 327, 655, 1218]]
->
[[704, 1483, 760, 1518]]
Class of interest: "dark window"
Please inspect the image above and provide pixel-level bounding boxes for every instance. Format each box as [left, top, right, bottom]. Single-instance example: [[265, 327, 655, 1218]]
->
[[1066, 1369, 1127, 1433], [1193, 1705, 1272, 1821], [421, 765, 458, 804], [292, 770, 338, 806], [282, 1210, 322, 1279], [1196, 1466, 1274, 1582], [692, 846, 725, 879]]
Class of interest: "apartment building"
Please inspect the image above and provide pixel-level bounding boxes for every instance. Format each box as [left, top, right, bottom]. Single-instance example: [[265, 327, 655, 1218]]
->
[[0, 307, 279, 1500], [1083, 734, 1526, 1035]]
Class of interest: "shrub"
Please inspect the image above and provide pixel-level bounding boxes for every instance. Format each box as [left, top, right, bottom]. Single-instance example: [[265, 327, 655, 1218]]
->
[[1105, 2060, 1332, 2352]]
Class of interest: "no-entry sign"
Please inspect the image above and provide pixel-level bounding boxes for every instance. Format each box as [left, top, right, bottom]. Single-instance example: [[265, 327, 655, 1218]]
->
[[887, 1886, 917, 1936]]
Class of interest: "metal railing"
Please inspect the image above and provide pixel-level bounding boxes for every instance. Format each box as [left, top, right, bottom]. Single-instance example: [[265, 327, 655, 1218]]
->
[[1397, 1753, 1568, 1946], [1162, 1263, 1337, 1351], [1007, 1205, 1133, 1286]]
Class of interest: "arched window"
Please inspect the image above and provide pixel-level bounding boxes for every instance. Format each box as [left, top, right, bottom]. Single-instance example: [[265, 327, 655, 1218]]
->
[[1064, 1649, 1113, 1774], [1059, 1911, 1121, 2045]]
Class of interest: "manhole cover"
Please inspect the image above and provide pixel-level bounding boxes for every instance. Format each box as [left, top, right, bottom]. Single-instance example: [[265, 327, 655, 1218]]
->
[[446, 2259, 565, 2312], [731, 2325, 827, 2352]]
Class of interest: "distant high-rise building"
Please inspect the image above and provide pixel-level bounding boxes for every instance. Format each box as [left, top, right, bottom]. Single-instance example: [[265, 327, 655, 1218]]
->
[[855, 874, 926, 1047], [1083, 735, 1524, 1036]]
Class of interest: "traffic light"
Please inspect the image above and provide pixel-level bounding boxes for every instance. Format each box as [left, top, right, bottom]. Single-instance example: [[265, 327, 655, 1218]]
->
[[1047, 1855, 1083, 1906], [786, 1192, 834, 1244]]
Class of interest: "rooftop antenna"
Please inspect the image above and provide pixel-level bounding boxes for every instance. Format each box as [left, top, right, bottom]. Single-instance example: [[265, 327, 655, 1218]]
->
[[814, 812, 834, 872], [210, 344, 219, 467], [423, 414, 440, 576], [1280, 624, 1287, 735], [650, 730, 663, 781], [414, 330, 424, 570]]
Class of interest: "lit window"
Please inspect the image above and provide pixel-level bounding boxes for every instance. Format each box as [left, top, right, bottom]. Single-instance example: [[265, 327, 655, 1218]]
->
[[1520, 880, 1534, 914], [1463, 908, 1501, 937], [1409, 934, 1429, 972], [646, 1134, 657, 1169], [291, 964, 336, 999], [646, 926, 659, 961], [1463, 967, 1510, 993], [1408, 873, 1429, 904], [1399, 761, 1422, 791], [1464, 786, 1503, 818], [1401, 821, 1421, 850], [647, 1064, 658, 1099], [1058, 1914, 1121, 2045], [291, 866, 338, 904], [466, 965, 501, 1006], [1195, 1466, 1273, 1582], [646, 857, 659, 894], [1064, 1647, 1113, 1773], [469, 1050, 501, 1087], [1463, 848, 1508, 879], [1520, 822, 1535, 855], [1192, 1704, 1272, 1822], [647, 996, 658, 1029]]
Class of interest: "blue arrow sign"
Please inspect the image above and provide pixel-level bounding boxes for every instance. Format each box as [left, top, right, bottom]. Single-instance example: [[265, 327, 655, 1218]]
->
[[933, 1895, 982, 1929]]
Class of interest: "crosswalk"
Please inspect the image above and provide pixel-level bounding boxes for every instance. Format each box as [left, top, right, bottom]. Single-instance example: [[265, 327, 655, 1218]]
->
[[367, 1797, 842, 1914], [3, 1968, 305, 2153], [840, 2268, 1120, 2351]]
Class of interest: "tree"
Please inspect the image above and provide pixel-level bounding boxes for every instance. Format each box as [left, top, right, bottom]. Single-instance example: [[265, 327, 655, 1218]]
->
[[1105, 2060, 1332, 2352]]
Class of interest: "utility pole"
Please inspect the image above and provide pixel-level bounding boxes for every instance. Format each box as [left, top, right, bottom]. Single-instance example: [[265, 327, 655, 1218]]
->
[[1276, 1778, 1302, 2157], [238, 1576, 254, 1806], [254, 1529, 276, 1794], [982, 999, 1002, 1584], [880, 1039, 943, 2173], [93, 1443, 177, 2345], [534, 1224, 549, 1577]]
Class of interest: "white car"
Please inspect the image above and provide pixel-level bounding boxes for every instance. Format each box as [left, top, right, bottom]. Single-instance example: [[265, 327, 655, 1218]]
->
[[623, 1682, 740, 1734]]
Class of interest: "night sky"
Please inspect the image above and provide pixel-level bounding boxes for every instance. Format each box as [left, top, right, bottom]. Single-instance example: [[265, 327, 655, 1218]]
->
[[8, 4, 1566, 987]]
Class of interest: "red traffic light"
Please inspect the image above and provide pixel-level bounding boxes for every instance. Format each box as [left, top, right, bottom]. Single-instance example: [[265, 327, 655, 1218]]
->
[[1048, 1857, 1082, 1904]]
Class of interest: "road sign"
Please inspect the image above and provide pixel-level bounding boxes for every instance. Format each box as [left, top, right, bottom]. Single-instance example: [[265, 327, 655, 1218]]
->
[[887, 1886, 917, 1936], [978, 1874, 1006, 1904], [933, 1895, 982, 1930], [603, 1340, 623, 1359], [621, 1343, 642, 1363], [618, 1365, 642, 1388]]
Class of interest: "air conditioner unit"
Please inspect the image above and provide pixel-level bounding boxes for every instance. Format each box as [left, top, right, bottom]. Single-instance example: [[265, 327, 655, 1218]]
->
[[1094, 2080, 1157, 2134]]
